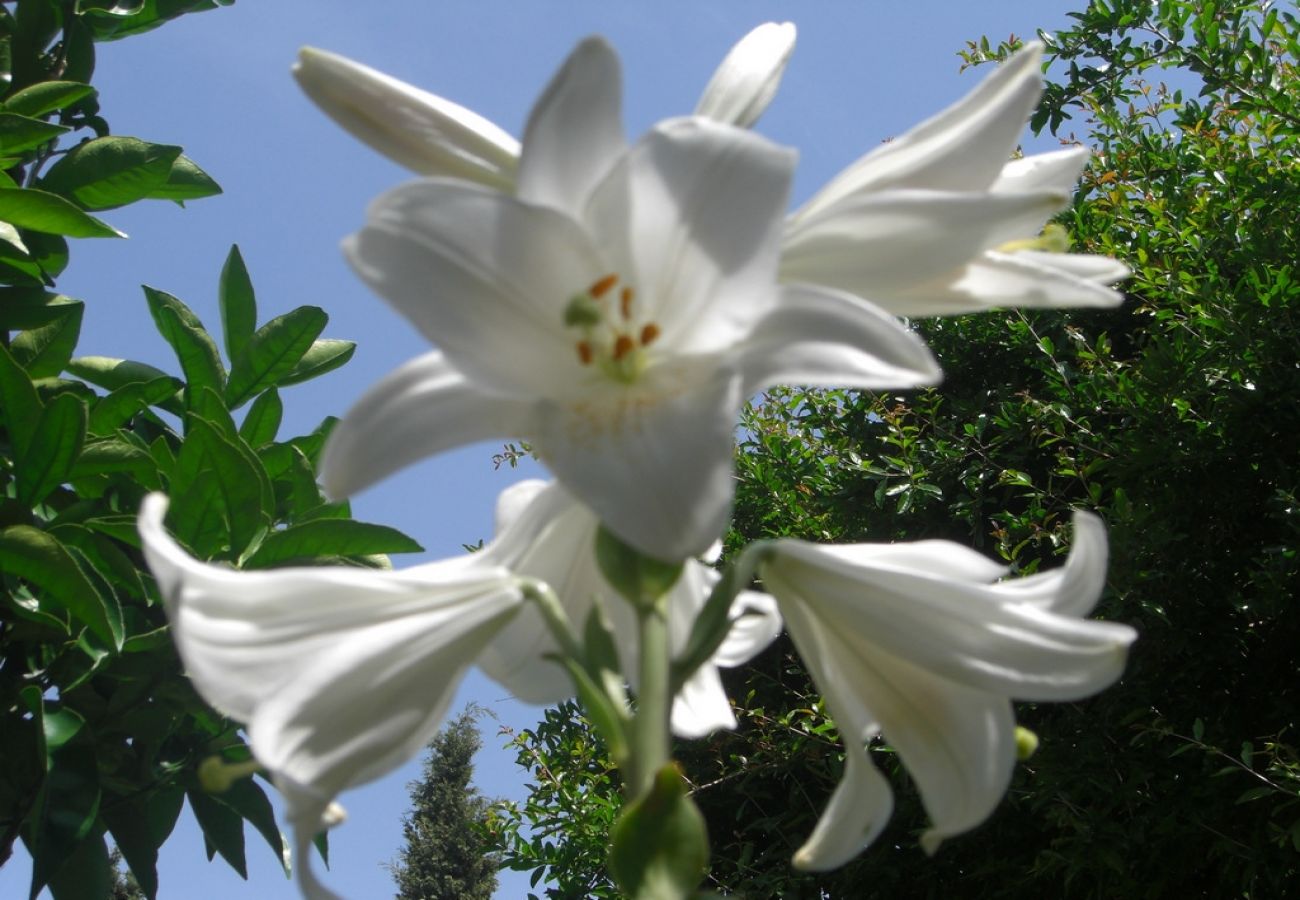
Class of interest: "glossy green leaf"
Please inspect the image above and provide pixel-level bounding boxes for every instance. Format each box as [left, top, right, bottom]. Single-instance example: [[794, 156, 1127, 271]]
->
[[79, 0, 233, 42], [0, 289, 77, 330], [186, 789, 247, 879], [276, 338, 356, 387], [0, 342, 43, 458], [145, 153, 221, 203], [3, 81, 96, 117], [225, 306, 327, 408], [67, 354, 174, 390], [0, 187, 122, 237], [10, 299, 82, 377], [44, 832, 111, 900], [87, 375, 181, 434], [40, 136, 180, 210], [218, 244, 255, 362], [101, 785, 182, 900], [0, 525, 123, 647], [16, 392, 86, 506], [220, 777, 288, 876], [70, 437, 158, 487], [187, 384, 238, 442], [23, 704, 102, 900], [238, 387, 281, 447], [171, 416, 272, 556], [25, 231, 70, 280], [0, 111, 66, 155], [143, 286, 224, 398], [244, 519, 422, 568]]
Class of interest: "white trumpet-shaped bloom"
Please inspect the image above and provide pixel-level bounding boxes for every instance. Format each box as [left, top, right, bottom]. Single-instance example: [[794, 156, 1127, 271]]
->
[[757, 512, 1137, 869], [139, 488, 541, 898], [478, 480, 783, 738], [781, 44, 1130, 315], [320, 37, 939, 560]]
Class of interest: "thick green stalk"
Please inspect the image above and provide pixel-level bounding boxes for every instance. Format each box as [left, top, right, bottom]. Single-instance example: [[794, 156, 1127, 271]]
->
[[628, 595, 671, 799]]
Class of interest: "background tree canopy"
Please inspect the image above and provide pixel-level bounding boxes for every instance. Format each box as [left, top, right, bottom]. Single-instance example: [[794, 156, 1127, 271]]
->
[[488, 1, 1300, 896]]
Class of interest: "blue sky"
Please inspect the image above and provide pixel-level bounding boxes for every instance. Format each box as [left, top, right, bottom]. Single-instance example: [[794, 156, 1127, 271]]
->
[[2, 2, 1087, 897]]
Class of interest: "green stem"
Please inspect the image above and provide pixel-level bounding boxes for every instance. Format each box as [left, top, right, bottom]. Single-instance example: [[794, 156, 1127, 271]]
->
[[629, 596, 670, 799]]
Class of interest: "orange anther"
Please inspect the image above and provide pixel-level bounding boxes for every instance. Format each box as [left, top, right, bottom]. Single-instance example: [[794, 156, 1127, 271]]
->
[[589, 274, 619, 298], [639, 323, 661, 346], [612, 334, 635, 360], [620, 286, 634, 320], [576, 341, 594, 365]]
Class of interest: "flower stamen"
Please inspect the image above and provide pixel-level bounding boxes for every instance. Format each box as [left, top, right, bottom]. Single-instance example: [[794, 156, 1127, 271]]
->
[[563, 273, 660, 383]]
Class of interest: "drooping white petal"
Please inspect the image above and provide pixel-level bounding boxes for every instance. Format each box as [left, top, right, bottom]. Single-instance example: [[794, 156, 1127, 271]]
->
[[993, 146, 1090, 194], [585, 117, 795, 353], [885, 249, 1128, 316], [761, 514, 1135, 866], [736, 282, 941, 393], [791, 43, 1044, 223], [671, 663, 738, 738], [792, 745, 895, 871], [516, 36, 625, 218], [710, 591, 783, 668], [319, 351, 536, 501], [532, 361, 744, 560], [694, 22, 797, 128], [293, 48, 519, 189], [137, 494, 524, 894], [781, 188, 1068, 299]]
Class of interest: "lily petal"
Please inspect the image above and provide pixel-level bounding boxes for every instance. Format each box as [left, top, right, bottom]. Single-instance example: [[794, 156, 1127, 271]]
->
[[737, 282, 941, 393], [345, 180, 606, 396], [781, 188, 1068, 298], [993, 146, 1090, 194], [532, 361, 744, 560], [293, 48, 519, 189], [319, 351, 535, 501], [695, 22, 797, 128], [517, 36, 626, 218], [886, 249, 1128, 316], [585, 116, 796, 353], [792, 42, 1044, 222], [138, 494, 523, 893]]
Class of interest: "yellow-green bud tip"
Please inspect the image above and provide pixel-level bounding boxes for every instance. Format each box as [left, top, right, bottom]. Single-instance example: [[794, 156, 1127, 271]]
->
[[197, 755, 260, 793], [1015, 725, 1040, 761]]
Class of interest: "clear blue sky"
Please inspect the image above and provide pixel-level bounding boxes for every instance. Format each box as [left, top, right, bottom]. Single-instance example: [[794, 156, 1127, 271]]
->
[[1, 2, 1086, 897]]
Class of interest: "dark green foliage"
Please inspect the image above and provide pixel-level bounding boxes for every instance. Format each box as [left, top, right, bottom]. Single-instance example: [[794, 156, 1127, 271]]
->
[[0, 6, 416, 896], [392, 707, 500, 900], [494, 2, 1300, 896]]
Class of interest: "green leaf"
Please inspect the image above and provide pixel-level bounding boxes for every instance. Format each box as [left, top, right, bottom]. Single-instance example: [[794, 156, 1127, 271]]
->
[[67, 355, 174, 390], [24, 705, 103, 900], [143, 286, 224, 398], [70, 437, 159, 487], [145, 153, 221, 203], [0, 111, 67, 155], [276, 338, 356, 387], [238, 387, 281, 447], [0, 289, 78, 330], [16, 392, 86, 506], [0, 341, 43, 458], [79, 0, 232, 42], [186, 789, 247, 879], [0, 187, 122, 237], [101, 785, 182, 900], [39, 136, 180, 210], [3, 81, 95, 117], [0, 525, 123, 647], [87, 375, 182, 434], [225, 306, 328, 408], [595, 525, 684, 609], [220, 777, 288, 876], [218, 244, 255, 362], [171, 417, 272, 556], [244, 519, 422, 568], [10, 299, 82, 377], [187, 384, 238, 442], [608, 764, 709, 899]]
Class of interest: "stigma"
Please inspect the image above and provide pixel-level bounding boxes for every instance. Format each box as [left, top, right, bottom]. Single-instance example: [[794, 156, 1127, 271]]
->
[[563, 273, 661, 383]]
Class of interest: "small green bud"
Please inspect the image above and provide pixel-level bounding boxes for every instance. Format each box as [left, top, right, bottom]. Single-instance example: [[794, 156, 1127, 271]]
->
[[197, 755, 260, 793], [595, 526, 684, 610], [1015, 725, 1040, 761]]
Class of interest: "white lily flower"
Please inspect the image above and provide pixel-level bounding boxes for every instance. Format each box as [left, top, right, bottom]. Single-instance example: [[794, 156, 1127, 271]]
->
[[781, 44, 1130, 315], [138, 489, 577, 899], [320, 37, 940, 560], [292, 23, 795, 192], [757, 511, 1136, 869], [477, 479, 783, 738]]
